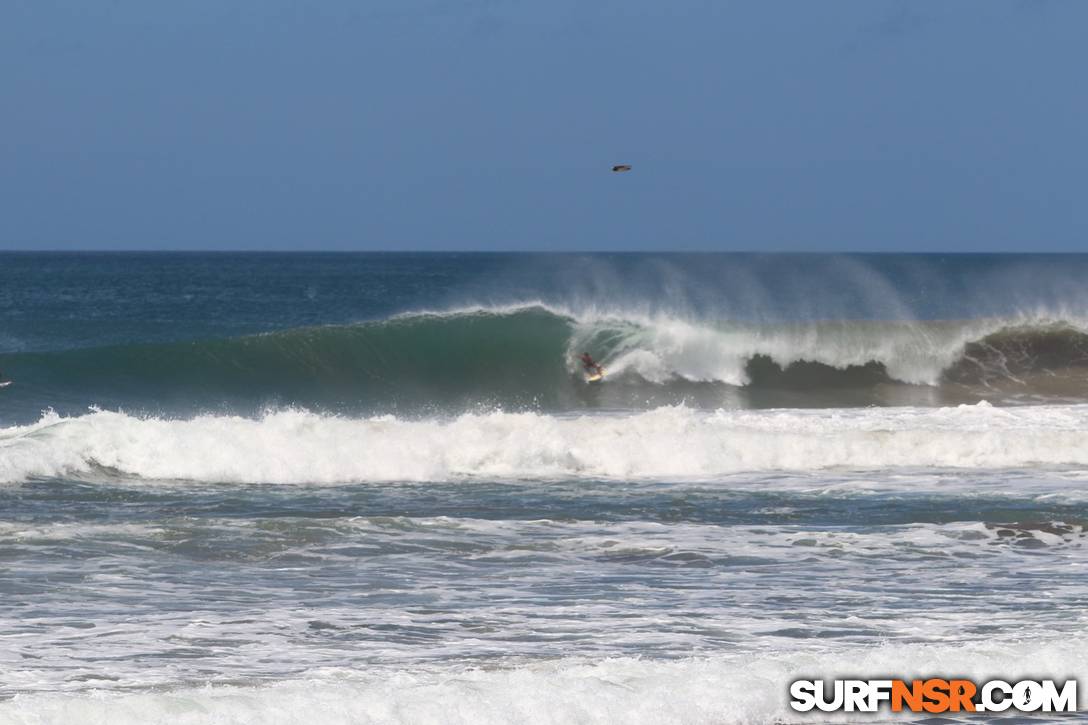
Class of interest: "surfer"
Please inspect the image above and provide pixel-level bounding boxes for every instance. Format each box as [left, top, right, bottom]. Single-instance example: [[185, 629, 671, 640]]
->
[[579, 353, 604, 377]]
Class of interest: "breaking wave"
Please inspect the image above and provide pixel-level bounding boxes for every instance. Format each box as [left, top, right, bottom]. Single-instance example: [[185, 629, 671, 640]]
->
[[5, 305, 1088, 413], [4, 402, 1088, 484]]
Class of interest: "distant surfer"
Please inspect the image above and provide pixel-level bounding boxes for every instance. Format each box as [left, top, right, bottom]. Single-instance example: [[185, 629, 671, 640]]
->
[[579, 353, 604, 377]]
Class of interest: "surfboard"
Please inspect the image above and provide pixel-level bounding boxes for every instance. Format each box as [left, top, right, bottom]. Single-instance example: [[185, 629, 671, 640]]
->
[[586, 369, 605, 383]]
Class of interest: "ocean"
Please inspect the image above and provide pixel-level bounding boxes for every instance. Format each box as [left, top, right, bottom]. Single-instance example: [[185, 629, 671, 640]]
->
[[1, 252, 1087, 723]]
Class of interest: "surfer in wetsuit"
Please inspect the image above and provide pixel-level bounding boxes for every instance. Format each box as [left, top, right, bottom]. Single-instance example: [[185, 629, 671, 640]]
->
[[579, 353, 603, 377]]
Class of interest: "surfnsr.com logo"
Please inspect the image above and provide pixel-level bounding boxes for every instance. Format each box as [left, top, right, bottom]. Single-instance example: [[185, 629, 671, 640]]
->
[[789, 678, 1078, 714]]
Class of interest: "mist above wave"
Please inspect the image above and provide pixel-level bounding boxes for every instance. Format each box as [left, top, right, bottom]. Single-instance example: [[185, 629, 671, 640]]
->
[[5, 304, 1088, 417]]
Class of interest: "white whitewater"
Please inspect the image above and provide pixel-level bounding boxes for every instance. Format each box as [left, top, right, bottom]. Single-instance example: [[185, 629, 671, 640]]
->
[[4, 402, 1088, 484]]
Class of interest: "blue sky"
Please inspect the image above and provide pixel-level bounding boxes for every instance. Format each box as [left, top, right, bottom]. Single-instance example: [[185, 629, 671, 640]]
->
[[1, 0, 1085, 251]]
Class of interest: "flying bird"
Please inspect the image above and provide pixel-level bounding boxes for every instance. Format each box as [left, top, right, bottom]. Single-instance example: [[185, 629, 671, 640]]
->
[[611, 164, 632, 173]]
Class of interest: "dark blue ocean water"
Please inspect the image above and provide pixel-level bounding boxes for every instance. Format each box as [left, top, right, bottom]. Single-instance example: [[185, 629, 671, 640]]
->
[[2, 252, 1085, 351], [4, 252, 1088, 422], [2, 253, 1087, 723]]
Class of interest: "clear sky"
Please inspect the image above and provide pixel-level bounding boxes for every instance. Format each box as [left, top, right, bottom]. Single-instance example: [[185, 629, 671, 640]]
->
[[1, 0, 1085, 251]]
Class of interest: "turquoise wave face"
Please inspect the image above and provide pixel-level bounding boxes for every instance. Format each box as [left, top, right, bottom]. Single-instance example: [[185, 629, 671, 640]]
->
[[6, 254, 1088, 718], [5, 301, 1088, 420], [0, 307, 577, 416]]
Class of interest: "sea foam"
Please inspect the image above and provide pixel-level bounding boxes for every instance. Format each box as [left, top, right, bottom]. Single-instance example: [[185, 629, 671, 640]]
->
[[3, 403, 1088, 484], [1, 636, 1084, 725]]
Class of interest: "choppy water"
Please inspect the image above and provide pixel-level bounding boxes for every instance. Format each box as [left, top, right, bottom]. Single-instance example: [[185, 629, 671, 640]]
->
[[2, 253, 1088, 723]]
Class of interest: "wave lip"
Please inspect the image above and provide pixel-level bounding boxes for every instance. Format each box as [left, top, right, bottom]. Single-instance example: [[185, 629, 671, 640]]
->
[[6, 306, 1088, 413], [4, 403, 1088, 484]]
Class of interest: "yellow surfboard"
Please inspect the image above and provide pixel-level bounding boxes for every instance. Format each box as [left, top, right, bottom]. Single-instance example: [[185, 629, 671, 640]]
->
[[586, 368, 605, 383]]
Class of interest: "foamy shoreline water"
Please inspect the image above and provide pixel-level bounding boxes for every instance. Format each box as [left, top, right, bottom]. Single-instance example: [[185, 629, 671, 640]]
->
[[5, 255, 1088, 723], [3, 638, 1086, 725], [3, 463, 1088, 719]]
